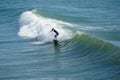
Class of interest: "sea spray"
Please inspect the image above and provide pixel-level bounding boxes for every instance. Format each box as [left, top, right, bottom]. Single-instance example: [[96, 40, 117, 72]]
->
[[18, 10, 74, 43]]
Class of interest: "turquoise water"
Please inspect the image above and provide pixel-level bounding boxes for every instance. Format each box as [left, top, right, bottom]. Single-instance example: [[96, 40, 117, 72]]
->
[[0, 0, 120, 80]]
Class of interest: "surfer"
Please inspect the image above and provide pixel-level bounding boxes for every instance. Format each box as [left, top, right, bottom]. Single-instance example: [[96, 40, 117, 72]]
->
[[51, 28, 59, 39]]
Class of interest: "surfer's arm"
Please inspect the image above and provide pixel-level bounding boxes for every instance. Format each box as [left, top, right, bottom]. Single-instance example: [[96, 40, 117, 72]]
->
[[50, 29, 54, 32]]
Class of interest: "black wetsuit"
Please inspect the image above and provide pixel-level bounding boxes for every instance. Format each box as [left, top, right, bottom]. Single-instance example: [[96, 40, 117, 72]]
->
[[53, 29, 59, 35], [53, 29, 59, 39]]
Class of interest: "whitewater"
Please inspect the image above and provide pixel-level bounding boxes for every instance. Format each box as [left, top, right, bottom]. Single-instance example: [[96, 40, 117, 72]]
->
[[18, 10, 74, 43]]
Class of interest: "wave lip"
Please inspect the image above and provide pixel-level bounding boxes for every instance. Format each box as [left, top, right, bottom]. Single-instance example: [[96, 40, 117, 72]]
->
[[18, 10, 74, 43]]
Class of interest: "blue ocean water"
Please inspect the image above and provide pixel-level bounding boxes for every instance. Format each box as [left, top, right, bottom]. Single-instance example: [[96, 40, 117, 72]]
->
[[0, 0, 120, 80]]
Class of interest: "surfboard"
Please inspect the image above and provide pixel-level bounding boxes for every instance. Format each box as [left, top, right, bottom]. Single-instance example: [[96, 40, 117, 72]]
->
[[53, 39, 59, 45]]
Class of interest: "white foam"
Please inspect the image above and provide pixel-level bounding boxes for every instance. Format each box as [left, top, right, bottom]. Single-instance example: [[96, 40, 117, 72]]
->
[[18, 11, 73, 43], [78, 25, 119, 31], [107, 41, 120, 48]]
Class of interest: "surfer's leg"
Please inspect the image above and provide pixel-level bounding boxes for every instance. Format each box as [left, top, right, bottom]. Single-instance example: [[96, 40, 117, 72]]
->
[[55, 35, 57, 39], [55, 34, 58, 39]]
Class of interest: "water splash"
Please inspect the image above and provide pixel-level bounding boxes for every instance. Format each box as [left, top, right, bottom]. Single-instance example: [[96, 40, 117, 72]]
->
[[18, 10, 74, 43]]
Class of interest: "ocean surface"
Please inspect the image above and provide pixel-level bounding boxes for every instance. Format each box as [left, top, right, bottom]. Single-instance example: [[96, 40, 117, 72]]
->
[[0, 0, 120, 80]]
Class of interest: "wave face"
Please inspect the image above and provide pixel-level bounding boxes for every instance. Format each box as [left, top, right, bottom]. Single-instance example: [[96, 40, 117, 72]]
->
[[59, 34, 120, 80], [69, 34, 120, 53], [18, 10, 74, 43]]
